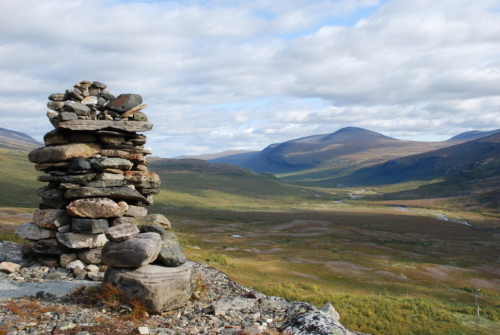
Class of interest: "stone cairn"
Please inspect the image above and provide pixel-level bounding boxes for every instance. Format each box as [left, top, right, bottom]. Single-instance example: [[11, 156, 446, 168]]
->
[[15, 80, 194, 313]]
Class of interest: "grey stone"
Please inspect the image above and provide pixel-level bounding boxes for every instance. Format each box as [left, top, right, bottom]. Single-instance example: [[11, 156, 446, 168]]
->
[[65, 186, 150, 204], [81, 96, 98, 105], [38, 173, 97, 185], [132, 214, 171, 230], [87, 271, 104, 281], [99, 135, 125, 144], [124, 205, 147, 217], [133, 111, 148, 121], [104, 223, 140, 242], [99, 92, 115, 100], [69, 158, 92, 171], [259, 296, 293, 311], [47, 109, 59, 119], [36, 187, 66, 209], [33, 209, 70, 229], [71, 218, 109, 234], [156, 231, 186, 267], [15, 222, 57, 240], [110, 216, 134, 226], [137, 187, 160, 195], [35, 161, 70, 171], [103, 263, 194, 313], [247, 290, 265, 300], [109, 94, 143, 112], [142, 224, 165, 235], [93, 81, 107, 89], [28, 143, 101, 164], [64, 101, 91, 116], [48, 93, 67, 101], [58, 112, 78, 121], [56, 232, 108, 249], [96, 172, 124, 181], [47, 101, 66, 110], [89, 87, 101, 96], [89, 157, 133, 170], [77, 248, 103, 264], [55, 120, 153, 132], [101, 232, 161, 267], [320, 302, 341, 321], [281, 302, 356, 335]]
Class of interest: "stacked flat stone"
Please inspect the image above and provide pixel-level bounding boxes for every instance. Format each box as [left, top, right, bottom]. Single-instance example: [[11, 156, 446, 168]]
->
[[16, 80, 194, 312]]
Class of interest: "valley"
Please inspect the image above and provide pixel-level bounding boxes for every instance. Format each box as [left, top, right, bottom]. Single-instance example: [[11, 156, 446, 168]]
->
[[1, 127, 500, 334]]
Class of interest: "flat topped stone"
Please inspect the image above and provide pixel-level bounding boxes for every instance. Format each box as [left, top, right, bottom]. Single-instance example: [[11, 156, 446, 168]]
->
[[28, 143, 101, 164], [103, 263, 194, 313], [55, 120, 153, 132], [101, 232, 161, 267]]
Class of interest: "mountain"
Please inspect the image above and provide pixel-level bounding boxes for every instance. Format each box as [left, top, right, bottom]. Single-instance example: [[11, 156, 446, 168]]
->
[[447, 129, 500, 141], [174, 150, 257, 160], [0, 128, 43, 151], [210, 127, 461, 176], [339, 132, 500, 186]]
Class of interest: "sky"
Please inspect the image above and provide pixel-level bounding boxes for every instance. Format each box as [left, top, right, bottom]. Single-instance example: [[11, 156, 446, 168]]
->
[[0, 0, 499, 158]]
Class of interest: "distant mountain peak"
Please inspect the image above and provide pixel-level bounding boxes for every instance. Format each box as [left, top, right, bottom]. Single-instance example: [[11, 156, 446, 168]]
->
[[319, 127, 395, 143]]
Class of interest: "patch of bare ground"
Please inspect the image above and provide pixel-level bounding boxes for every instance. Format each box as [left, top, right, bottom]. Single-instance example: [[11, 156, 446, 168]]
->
[[421, 265, 472, 281]]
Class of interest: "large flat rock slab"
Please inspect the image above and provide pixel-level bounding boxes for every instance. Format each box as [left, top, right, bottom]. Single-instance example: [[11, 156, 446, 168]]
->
[[103, 263, 194, 313], [28, 143, 101, 164], [65, 187, 150, 204], [55, 120, 153, 132]]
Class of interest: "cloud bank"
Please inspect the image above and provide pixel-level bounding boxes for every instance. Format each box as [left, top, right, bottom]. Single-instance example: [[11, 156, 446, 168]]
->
[[0, 0, 499, 157]]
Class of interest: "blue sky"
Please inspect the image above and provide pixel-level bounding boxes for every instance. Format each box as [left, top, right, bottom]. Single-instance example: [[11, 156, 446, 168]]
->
[[0, 0, 499, 157]]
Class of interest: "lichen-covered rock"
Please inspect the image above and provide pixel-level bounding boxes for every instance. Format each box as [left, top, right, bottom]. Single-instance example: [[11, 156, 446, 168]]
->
[[132, 214, 171, 230], [67, 198, 125, 218], [104, 223, 140, 242], [33, 209, 70, 229], [56, 232, 108, 249]]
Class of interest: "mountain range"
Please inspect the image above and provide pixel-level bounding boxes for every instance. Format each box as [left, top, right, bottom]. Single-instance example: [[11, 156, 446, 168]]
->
[[207, 127, 500, 179]]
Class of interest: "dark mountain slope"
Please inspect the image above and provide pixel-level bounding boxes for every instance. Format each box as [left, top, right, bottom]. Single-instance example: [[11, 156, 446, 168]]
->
[[448, 129, 500, 142], [339, 132, 500, 186], [0, 128, 43, 151]]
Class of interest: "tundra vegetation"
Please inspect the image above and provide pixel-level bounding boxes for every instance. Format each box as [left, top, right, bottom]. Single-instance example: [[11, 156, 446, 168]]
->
[[0, 150, 499, 335]]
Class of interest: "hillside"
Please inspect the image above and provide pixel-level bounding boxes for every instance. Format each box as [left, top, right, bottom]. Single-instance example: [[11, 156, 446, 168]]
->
[[0, 127, 43, 151], [448, 129, 500, 141], [338, 132, 500, 186], [211, 127, 462, 177]]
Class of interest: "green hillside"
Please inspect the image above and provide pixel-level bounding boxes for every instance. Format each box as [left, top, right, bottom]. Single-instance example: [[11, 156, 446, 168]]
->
[[0, 148, 41, 207]]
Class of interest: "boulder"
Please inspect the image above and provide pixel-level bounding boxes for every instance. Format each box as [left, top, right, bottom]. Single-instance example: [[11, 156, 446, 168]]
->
[[28, 143, 101, 164], [109, 94, 143, 112], [55, 120, 153, 132], [71, 218, 109, 234], [103, 263, 194, 313], [132, 214, 171, 230], [64, 187, 149, 204], [15, 222, 57, 240], [101, 233, 161, 267], [77, 248, 103, 264], [156, 231, 186, 267], [58, 112, 78, 121], [320, 302, 341, 321], [104, 223, 140, 242], [33, 209, 70, 229], [67, 198, 125, 218], [56, 232, 108, 249]]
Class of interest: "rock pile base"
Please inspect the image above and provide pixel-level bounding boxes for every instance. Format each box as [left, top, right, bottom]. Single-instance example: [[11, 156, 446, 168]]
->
[[15, 80, 193, 312]]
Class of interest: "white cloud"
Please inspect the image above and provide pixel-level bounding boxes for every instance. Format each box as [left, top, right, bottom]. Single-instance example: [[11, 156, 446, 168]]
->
[[0, 0, 499, 157]]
